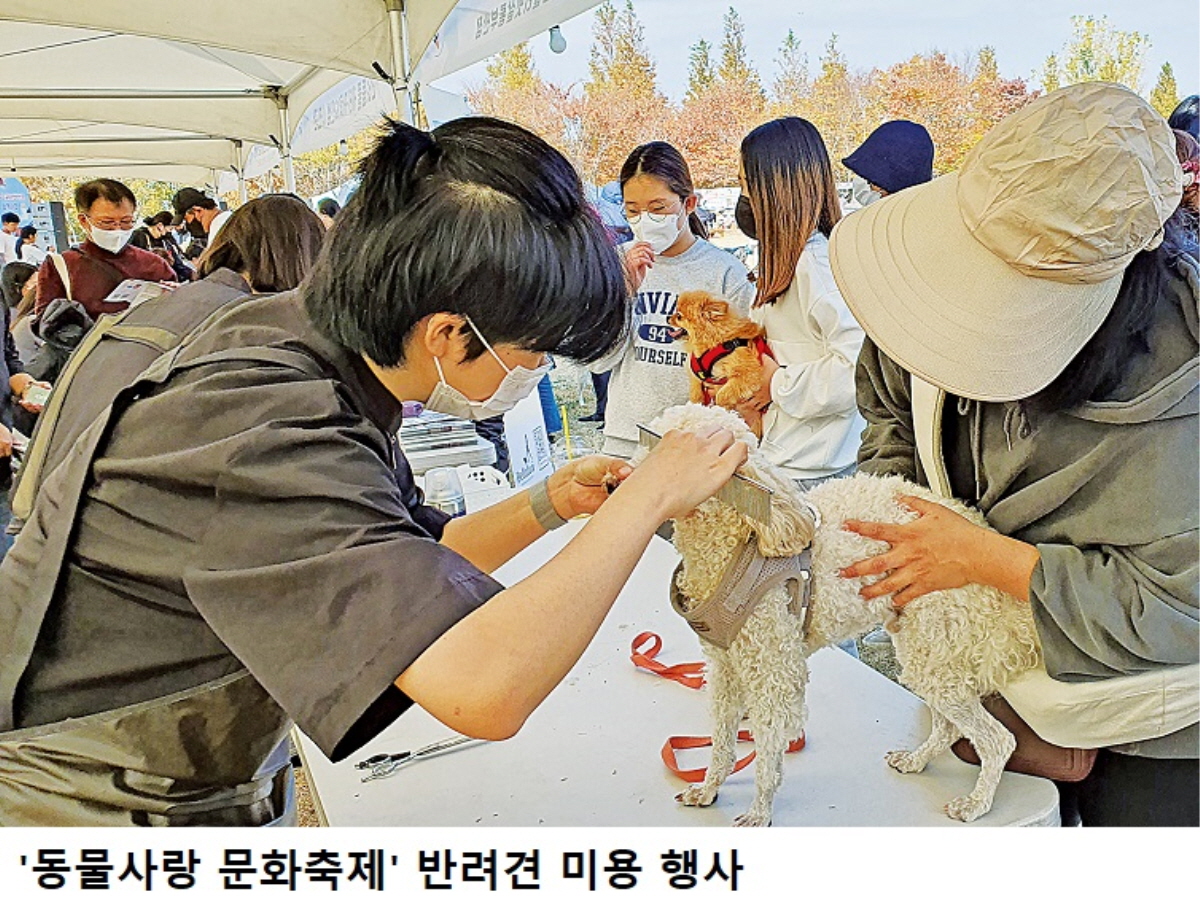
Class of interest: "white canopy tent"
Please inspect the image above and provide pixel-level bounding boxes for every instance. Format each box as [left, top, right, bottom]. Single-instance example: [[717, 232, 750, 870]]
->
[[0, 1, 600, 195]]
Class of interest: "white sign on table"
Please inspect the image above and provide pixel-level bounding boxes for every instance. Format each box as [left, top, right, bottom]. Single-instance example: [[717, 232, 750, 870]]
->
[[504, 388, 554, 488]]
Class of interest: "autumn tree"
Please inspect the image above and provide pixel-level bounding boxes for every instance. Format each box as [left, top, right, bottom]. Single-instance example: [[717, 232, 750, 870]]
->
[[469, 43, 571, 154], [771, 29, 809, 115], [1060, 15, 1150, 91], [1039, 52, 1061, 93], [1150, 62, 1179, 118], [487, 41, 539, 93], [672, 8, 767, 186], [685, 39, 716, 103], [967, 47, 1036, 149], [717, 7, 763, 101], [575, 0, 669, 185], [804, 35, 873, 175]]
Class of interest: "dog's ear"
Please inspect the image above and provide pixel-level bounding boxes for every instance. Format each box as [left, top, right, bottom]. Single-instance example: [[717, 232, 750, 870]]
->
[[738, 457, 817, 557], [701, 296, 729, 323]]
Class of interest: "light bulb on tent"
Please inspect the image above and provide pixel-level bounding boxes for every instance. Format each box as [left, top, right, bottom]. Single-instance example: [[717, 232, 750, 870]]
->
[[548, 25, 566, 54], [338, 139, 349, 156]]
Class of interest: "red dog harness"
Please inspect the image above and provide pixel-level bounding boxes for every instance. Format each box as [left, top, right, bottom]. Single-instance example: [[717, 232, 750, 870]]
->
[[689, 337, 774, 406]]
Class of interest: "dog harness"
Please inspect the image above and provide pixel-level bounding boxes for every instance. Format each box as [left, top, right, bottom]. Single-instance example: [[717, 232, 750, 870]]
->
[[689, 337, 774, 406], [669, 535, 813, 650]]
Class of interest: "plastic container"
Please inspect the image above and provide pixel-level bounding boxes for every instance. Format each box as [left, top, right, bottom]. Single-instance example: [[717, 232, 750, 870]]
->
[[423, 466, 467, 518]]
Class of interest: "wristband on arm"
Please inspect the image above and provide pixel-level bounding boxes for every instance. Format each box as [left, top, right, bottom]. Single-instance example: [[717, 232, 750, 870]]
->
[[529, 476, 569, 530]]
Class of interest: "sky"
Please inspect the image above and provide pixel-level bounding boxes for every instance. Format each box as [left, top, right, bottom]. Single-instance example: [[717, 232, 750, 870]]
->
[[433, 0, 1199, 102]]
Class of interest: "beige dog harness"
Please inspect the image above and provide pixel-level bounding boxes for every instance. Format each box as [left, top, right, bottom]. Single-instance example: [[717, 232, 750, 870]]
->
[[670, 536, 813, 650]]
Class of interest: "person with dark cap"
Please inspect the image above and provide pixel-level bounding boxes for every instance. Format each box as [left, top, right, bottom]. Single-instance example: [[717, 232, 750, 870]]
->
[[173, 187, 231, 250], [842, 120, 936, 207], [1169, 94, 1198, 140], [316, 197, 341, 229]]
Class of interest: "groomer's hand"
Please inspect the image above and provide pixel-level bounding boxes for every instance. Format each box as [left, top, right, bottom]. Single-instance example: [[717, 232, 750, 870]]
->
[[625, 242, 655, 292], [0, 424, 11, 458], [839, 495, 1040, 607], [547, 455, 633, 519], [619, 425, 748, 523]]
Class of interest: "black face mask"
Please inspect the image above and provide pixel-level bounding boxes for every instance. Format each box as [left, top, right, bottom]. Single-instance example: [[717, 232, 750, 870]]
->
[[185, 217, 206, 238], [734, 194, 757, 240]]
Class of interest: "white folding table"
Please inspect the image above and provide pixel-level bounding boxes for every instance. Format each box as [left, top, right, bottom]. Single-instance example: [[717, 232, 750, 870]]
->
[[296, 521, 1060, 827]]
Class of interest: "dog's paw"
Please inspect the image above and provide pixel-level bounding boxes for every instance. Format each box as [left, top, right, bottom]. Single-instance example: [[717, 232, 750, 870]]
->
[[885, 749, 925, 774], [944, 793, 990, 823], [676, 785, 719, 807], [732, 810, 772, 828]]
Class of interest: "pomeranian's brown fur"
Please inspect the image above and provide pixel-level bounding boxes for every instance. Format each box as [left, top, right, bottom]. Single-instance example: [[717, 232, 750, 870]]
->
[[670, 291, 770, 438]]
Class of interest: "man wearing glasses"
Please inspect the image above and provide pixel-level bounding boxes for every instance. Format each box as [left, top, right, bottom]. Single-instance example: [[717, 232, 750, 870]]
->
[[35, 179, 177, 320]]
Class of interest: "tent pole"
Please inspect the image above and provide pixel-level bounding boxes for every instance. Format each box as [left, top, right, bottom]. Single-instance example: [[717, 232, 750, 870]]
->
[[234, 140, 248, 204], [386, 0, 417, 126], [271, 92, 296, 193]]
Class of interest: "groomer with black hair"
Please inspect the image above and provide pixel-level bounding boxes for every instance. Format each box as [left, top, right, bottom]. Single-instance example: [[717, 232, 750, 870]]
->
[[0, 117, 747, 826]]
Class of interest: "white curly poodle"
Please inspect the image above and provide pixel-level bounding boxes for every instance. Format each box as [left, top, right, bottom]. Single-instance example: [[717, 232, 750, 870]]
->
[[651, 403, 1041, 825]]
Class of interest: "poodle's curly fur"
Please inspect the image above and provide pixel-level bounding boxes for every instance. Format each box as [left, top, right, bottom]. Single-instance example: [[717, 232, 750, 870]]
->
[[653, 403, 1042, 825]]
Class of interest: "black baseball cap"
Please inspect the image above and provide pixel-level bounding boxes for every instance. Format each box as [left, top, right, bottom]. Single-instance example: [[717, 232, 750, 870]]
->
[[172, 187, 218, 221]]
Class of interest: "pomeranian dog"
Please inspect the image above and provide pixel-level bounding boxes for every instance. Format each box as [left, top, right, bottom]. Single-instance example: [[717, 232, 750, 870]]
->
[[669, 291, 772, 438]]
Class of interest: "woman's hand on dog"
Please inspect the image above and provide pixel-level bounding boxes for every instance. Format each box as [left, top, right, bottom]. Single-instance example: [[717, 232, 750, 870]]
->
[[740, 354, 779, 412], [619, 425, 749, 523], [625, 242, 655, 292], [839, 495, 1041, 608]]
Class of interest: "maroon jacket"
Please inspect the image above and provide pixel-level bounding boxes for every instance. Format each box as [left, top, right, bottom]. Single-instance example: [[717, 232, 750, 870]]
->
[[37, 240, 176, 320]]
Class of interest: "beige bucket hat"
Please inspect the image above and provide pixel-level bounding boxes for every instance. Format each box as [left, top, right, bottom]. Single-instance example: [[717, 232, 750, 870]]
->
[[829, 82, 1184, 401]]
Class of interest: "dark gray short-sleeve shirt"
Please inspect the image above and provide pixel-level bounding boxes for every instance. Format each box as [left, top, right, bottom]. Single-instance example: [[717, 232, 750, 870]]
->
[[14, 291, 502, 760]]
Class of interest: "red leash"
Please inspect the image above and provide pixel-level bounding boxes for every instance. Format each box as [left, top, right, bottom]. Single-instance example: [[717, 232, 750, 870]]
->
[[631, 632, 805, 781]]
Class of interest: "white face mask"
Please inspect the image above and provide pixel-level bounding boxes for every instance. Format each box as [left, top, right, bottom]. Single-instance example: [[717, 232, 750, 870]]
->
[[629, 209, 684, 255], [851, 175, 883, 208], [88, 225, 133, 253], [423, 315, 549, 420]]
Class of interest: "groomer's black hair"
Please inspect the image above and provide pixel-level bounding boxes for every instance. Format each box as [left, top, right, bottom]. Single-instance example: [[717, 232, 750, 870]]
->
[[304, 117, 629, 366]]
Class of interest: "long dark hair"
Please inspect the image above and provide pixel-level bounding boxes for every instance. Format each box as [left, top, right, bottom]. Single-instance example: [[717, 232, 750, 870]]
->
[[196, 194, 325, 293], [619, 141, 707, 240], [741, 117, 842, 308], [1023, 223, 1188, 415], [15, 225, 35, 259]]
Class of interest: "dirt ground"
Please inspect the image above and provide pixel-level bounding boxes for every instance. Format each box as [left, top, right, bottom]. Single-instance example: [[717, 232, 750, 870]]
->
[[294, 365, 898, 826]]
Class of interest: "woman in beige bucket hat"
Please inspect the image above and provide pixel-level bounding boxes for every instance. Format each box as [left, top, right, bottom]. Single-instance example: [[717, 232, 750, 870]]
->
[[831, 82, 1197, 826]]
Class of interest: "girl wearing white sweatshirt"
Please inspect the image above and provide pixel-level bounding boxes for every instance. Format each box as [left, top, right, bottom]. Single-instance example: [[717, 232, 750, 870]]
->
[[734, 118, 866, 487]]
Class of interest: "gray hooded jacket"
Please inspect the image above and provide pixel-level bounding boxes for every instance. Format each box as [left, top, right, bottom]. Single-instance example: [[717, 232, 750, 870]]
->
[[856, 254, 1199, 759]]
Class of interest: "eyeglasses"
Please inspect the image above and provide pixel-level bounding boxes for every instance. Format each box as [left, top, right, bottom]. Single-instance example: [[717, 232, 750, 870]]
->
[[87, 215, 136, 230]]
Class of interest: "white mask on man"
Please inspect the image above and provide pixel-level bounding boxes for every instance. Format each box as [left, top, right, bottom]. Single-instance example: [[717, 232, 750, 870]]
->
[[88, 225, 133, 254], [629, 210, 684, 255], [423, 315, 549, 420]]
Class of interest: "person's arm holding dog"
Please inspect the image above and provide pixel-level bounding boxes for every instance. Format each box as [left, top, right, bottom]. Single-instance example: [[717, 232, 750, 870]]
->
[[839, 499, 1040, 607]]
